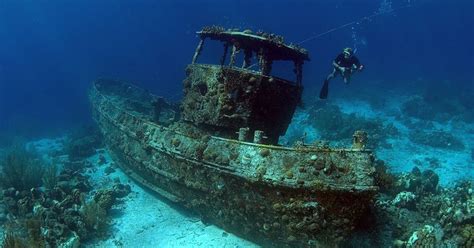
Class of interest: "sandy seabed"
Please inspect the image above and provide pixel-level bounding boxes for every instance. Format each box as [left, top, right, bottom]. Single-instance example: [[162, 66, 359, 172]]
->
[[85, 151, 258, 248]]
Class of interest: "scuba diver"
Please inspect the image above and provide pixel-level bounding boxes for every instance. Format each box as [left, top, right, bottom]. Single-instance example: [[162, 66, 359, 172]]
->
[[319, 47, 364, 99]]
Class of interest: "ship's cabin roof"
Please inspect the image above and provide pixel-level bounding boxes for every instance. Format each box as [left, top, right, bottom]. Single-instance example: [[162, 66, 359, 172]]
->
[[191, 26, 310, 85], [198, 27, 309, 62]]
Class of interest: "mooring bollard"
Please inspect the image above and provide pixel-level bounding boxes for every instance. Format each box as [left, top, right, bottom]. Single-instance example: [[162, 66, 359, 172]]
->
[[238, 127, 250, 141], [352, 130, 368, 149], [254, 130, 266, 144]]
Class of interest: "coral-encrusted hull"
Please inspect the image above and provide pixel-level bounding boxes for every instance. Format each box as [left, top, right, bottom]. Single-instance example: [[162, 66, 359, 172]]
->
[[90, 79, 378, 247]]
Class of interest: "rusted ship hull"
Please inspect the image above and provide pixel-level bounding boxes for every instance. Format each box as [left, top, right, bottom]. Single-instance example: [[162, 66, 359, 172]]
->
[[90, 79, 378, 247]]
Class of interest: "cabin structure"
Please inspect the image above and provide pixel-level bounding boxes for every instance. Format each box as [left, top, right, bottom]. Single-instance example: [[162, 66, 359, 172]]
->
[[180, 26, 310, 144]]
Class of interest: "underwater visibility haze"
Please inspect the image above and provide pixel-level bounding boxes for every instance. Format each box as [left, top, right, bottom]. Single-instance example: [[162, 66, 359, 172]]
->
[[0, 0, 473, 247]]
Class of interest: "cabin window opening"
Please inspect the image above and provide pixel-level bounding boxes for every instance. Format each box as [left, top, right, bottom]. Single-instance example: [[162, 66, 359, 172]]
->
[[196, 40, 225, 65], [270, 60, 296, 82]]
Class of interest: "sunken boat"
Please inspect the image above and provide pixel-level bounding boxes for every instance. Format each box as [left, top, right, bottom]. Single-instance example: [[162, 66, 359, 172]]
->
[[90, 26, 378, 247]]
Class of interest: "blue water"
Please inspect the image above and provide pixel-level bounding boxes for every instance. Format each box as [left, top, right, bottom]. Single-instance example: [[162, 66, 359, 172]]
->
[[0, 0, 472, 139], [0, 1, 473, 246]]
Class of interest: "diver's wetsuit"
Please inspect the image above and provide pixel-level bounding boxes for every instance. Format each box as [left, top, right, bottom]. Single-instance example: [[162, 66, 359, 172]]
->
[[327, 53, 362, 83], [334, 53, 361, 74], [320, 51, 364, 99]]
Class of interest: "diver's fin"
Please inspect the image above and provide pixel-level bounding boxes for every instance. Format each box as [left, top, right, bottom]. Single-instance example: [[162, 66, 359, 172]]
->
[[319, 79, 329, 99]]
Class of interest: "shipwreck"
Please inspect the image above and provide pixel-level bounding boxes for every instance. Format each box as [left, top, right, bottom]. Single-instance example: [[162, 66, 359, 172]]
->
[[90, 26, 378, 247]]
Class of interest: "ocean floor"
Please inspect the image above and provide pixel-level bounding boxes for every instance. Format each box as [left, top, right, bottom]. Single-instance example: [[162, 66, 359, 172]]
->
[[340, 97, 473, 185], [284, 96, 474, 186], [8, 138, 258, 248], [84, 150, 257, 248]]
